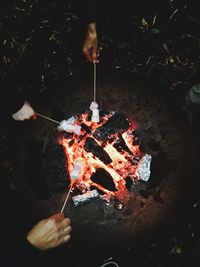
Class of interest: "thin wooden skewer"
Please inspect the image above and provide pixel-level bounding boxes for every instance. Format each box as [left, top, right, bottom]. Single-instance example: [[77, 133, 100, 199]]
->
[[36, 112, 60, 124], [93, 62, 96, 102], [35, 112, 73, 212], [38, 64, 96, 211], [60, 183, 73, 213]]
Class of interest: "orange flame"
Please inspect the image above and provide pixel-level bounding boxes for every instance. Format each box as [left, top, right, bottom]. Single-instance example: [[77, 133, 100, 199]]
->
[[61, 113, 143, 198]]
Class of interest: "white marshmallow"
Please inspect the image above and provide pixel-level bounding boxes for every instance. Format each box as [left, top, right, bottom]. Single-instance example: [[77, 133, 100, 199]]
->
[[57, 119, 81, 135], [70, 160, 83, 179], [66, 116, 76, 124], [91, 109, 100, 123], [73, 125, 81, 135], [90, 101, 99, 111], [57, 120, 67, 131]]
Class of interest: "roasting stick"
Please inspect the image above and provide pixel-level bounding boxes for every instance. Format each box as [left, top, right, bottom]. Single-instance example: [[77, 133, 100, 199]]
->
[[93, 61, 96, 102], [39, 65, 97, 213], [35, 112, 73, 212], [60, 160, 83, 212], [60, 182, 73, 213], [36, 112, 60, 124], [90, 61, 100, 122]]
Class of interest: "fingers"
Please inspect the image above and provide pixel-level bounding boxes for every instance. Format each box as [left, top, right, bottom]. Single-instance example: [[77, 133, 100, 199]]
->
[[56, 233, 71, 247], [63, 234, 71, 243], [57, 219, 72, 245], [49, 214, 71, 230], [60, 225, 72, 236], [92, 43, 99, 63], [52, 216, 71, 235], [82, 36, 100, 63], [83, 46, 100, 63], [51, 225, 72, 248], [50, 212, 65, 222], [82, 46, 92, 62], [31, 113, 37, 120], [57, 226, 72, 245], [46, 218, 72, 248], [58, 217, 71, 229]]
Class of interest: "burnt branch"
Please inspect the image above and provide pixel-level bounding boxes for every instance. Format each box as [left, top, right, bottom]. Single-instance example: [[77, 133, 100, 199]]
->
[[84, 137, 112, 165], [93, 113, 129, 141]]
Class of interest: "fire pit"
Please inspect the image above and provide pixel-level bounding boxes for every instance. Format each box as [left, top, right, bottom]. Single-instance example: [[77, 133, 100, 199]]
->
[[57, 110, 151, 206], [13, 68, 195, 251]]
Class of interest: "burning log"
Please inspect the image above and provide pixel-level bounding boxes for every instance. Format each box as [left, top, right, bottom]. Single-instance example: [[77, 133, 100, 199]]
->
[[93, 113, 129, 141], [114, 134, 141, 165], [81, 123, 92, 134], [91, 168, 117, 192], [53, 110, 152, 204], [84, 137, 112, 165], [125, 176, 134, 190], [113, 133, 133, 154], [90, 185, 105, 195]]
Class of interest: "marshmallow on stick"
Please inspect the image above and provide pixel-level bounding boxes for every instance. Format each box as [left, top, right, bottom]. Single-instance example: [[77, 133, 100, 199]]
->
[[57, 116, 81, 135], [89, 101, 100, 123], [70, 160, 83, 180]]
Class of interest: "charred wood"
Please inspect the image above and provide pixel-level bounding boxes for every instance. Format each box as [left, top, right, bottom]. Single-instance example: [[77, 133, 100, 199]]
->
[[81, 123, 92, 134], [93, 113, 129, 141], [91, 168, 117, 192], [113, 133, 133, 154], [84, 137, 112, 165]]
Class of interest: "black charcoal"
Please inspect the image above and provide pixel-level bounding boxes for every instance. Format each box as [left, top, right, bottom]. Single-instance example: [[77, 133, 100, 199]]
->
[[93, 113, 129, 141], [84, 137, 112, 165]]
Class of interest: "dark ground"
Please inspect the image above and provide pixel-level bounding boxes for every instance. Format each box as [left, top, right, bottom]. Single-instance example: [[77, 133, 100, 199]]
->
[[1, 0, 200, 266]]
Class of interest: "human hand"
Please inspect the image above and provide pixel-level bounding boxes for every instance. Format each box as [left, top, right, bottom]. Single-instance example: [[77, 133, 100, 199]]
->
[[12, 100, 36, 121], [82, 22, 99, 63], [26, 213, 72, 251]]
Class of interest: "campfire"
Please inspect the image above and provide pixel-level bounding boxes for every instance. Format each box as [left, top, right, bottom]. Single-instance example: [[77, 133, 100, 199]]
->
[[59, 111, 152, 206], [17, 68, 194, 249]]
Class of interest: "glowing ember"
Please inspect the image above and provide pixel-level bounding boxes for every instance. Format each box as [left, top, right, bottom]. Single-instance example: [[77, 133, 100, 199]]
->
[[60, 111, 151, 204]]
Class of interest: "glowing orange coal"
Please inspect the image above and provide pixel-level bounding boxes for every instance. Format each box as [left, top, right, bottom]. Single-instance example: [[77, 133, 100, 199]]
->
[[61, 112, 144, 199]]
